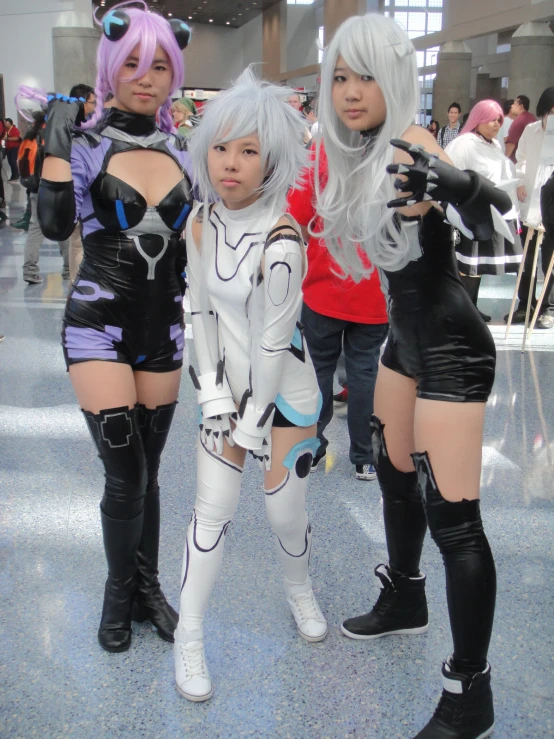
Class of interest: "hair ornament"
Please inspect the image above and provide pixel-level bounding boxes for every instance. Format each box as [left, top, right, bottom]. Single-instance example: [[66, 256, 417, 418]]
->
[[169, 19, 192, 50], [102, 9, 131, 42]]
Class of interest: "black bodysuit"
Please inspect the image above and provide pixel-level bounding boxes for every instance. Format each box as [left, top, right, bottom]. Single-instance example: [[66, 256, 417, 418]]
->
[[55, 108, 193, 372], [381, 208, 496, 402]]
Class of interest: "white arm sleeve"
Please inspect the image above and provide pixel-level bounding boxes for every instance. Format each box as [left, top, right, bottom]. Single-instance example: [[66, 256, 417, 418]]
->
[[186, 209, 236, 418], [232, 234, 304, 450]]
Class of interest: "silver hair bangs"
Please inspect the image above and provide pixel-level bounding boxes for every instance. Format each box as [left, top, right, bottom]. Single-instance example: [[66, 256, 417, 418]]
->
[[316, 13, 419, 279], [190, 67, 309, 213]]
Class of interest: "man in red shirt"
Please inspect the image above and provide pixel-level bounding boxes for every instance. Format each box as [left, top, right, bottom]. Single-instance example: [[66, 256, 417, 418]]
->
[[0, 119, 6, 207], [505, 95, 537, 163], [288, 146, 389, 481], [3, 118, 22, 181]]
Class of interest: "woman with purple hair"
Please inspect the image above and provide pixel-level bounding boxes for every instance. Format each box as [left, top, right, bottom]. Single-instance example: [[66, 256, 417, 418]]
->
[[31, 2, 193, 653], [445, 100, 523, 320]]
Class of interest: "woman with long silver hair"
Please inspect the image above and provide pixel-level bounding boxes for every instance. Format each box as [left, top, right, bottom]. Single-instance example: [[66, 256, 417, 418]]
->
[[316, 14, 511, 739], [174, 68, 328, 703]]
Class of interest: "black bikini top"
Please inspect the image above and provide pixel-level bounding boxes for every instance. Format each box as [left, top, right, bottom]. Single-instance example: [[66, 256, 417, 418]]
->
[[84, 108, 193, 234]]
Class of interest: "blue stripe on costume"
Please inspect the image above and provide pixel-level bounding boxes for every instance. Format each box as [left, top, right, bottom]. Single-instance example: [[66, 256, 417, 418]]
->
[[283, 437, 320, 470], [115, 200, 129, 230], [172, 203, 191, 230], [274, 391, 322, 427]]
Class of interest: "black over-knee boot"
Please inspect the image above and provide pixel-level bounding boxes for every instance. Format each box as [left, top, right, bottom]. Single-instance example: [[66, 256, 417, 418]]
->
[[341, 415, 429, 639], [83, 405, 147, 652], [132, 402, 179, 642], [412, 451, 496, 739]]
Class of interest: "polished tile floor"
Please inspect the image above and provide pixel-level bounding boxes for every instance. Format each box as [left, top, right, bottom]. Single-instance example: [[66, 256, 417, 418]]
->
[[1, 178, 553, 738]]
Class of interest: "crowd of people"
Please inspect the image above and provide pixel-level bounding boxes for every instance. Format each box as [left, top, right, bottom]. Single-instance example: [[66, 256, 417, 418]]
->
[[2, 2, 554, 738]]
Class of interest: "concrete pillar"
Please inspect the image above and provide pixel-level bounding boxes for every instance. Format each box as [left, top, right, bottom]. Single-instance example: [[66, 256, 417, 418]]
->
[[508, 22, 554, 113], [52, 27, 101, 94], [324, 0, 366, 44], [432, 41, 472, 122], [263, 2, 287, 78], [475, 71, 501, 103]]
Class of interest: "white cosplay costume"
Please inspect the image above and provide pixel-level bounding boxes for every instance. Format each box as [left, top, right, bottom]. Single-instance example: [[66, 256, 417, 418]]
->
[[174, 199, 326, 702]]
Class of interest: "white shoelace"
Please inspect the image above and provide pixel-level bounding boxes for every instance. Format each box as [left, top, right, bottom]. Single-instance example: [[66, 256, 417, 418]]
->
[[178, 642, 208, 678], [292, 591, 322, 622]]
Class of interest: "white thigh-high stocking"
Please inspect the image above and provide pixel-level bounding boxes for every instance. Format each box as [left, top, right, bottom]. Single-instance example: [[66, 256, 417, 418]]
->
[[177, 437, 243, 638]]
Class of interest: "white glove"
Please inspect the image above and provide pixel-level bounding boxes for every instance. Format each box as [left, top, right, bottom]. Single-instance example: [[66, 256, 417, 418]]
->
[[189, 362, 236, 418], [200, 413, 236, 456], [232, 393, 275, 458]]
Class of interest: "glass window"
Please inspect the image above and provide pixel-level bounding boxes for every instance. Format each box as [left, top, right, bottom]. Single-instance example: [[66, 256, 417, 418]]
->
[[425, 46, 439, 66], [318, 26, 324, 63], [416, 50, 425, 67], [408, 0, 426, 6], [408, 12, 426, 31], [426, 12, 442, 32], [395, 12, 408, 30], [428, 0, 443, 6]]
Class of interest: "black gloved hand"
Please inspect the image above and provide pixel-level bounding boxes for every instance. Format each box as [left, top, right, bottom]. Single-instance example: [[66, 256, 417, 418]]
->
[[43, 93, 85, 163], [386, 139, 474, 208]]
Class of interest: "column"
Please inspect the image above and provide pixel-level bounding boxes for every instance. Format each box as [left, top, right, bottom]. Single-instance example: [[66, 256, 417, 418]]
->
[[432, 41, 472, 122], [508, 22, 554, 112], [52, 1, 99, 94], [262, 2, 287, 79], [323, 0, 367, 44]]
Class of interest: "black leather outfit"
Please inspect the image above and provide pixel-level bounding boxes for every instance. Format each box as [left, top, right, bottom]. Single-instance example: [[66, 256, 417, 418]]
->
[[61, 108, 192, 372], [381, 208, 496, 402]]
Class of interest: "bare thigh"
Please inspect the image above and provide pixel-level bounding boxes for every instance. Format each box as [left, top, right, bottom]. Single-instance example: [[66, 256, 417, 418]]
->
[[69, 361, 136, 412], [414, 399, 486, 502], [265, 424, 317, 489], [374, 363, 418, 472], [134, 368, 182, 408]]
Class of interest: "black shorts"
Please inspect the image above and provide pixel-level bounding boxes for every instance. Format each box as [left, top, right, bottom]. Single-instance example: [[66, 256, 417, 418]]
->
[[381, 279, 496, 403]]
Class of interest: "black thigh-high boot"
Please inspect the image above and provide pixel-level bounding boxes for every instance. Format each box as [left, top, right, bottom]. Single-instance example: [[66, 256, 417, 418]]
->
[[412, 451, 496, 739], [83, 404, 147, 652], [341, 415, 429, 640], [132, 402, 179, 642]]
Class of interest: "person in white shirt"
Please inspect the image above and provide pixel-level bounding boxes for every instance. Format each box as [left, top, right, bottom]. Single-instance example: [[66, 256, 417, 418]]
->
[[510, 85, 554, 329], [445, 99, 522, 321]]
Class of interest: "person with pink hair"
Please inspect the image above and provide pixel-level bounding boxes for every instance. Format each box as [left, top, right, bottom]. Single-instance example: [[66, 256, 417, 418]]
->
[[30, 2, 193, 653], [445, 99, 522, 320]]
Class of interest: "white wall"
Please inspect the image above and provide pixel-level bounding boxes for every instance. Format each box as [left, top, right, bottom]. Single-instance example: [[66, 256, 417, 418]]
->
[[0, 1, 87, 118], [286, 6, 319, 73]]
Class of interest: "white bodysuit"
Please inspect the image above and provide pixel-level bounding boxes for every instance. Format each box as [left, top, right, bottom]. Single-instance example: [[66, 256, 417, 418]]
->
[[185, 198, 322, 437]]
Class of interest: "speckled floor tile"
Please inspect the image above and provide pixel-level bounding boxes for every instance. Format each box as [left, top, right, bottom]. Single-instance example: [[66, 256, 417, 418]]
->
[[1, 185, 553, 738]]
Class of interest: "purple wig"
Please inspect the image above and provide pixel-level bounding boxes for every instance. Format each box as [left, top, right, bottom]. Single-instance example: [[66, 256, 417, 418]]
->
[[460, 99, 504, 136], [84, 1, 186, 132]]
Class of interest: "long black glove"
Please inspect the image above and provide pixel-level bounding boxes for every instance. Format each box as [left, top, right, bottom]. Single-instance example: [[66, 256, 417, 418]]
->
[[541, 172, 554, 238], [43, 93, 84, 163], [386, 139, 512, 241]]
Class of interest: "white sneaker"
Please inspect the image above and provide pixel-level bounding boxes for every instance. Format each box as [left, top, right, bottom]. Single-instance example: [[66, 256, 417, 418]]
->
[[174, 631, 213, 702], [287, 585, 328, 643]]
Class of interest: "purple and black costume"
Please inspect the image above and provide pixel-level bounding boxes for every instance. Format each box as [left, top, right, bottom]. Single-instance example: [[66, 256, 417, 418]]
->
[[42, 107, 192, 371]]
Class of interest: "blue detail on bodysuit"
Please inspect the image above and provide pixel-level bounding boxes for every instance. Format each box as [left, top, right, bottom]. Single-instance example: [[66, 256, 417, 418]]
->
[[282, 437, 320, 470], [274, 391, 323, 427], [115, 199, 129, 230], [172, 203, 191, 230], [291, 325, 303, 351], [134, 354, 147, 364]]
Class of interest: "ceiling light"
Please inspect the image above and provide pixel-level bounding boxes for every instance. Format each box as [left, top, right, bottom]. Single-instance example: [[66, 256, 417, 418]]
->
[[226, 21, 230, 24], [209, 19, 213, 22], [188, 15, 193, 19], [168, 12, 172, 16]]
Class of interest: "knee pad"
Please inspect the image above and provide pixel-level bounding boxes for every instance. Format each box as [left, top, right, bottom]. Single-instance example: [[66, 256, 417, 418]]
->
[[137, 401, 178, 496], [371, 415, 420, 503], [82, 404, 147, 519]]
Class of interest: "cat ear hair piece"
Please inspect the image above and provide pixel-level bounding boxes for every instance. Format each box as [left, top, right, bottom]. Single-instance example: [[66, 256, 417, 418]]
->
[[170, 19, 192, 50], [102, 9, 131, 42]]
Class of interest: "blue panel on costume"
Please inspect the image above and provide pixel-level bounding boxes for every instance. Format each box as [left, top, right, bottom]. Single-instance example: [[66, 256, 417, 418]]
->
[[291, 325, 303, 351], [283, 437, 320, 470], [172, 203, 191, 230], [274, 391, 323, 427], [115, 200, 129, 230], [134, 354, 147, 364]]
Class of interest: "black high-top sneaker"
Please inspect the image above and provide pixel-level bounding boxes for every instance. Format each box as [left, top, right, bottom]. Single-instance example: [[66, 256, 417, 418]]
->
[[341, 563, 428, 639], [414, 658, 494, 738]]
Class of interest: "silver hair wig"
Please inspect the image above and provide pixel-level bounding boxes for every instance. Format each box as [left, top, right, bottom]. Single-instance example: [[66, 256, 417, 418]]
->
[[190, 67, 309, 214], [316, 13, 419, 278]]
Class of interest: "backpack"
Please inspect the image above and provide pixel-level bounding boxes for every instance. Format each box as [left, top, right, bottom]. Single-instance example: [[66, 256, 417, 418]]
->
[[17, 137, 41, 191]]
